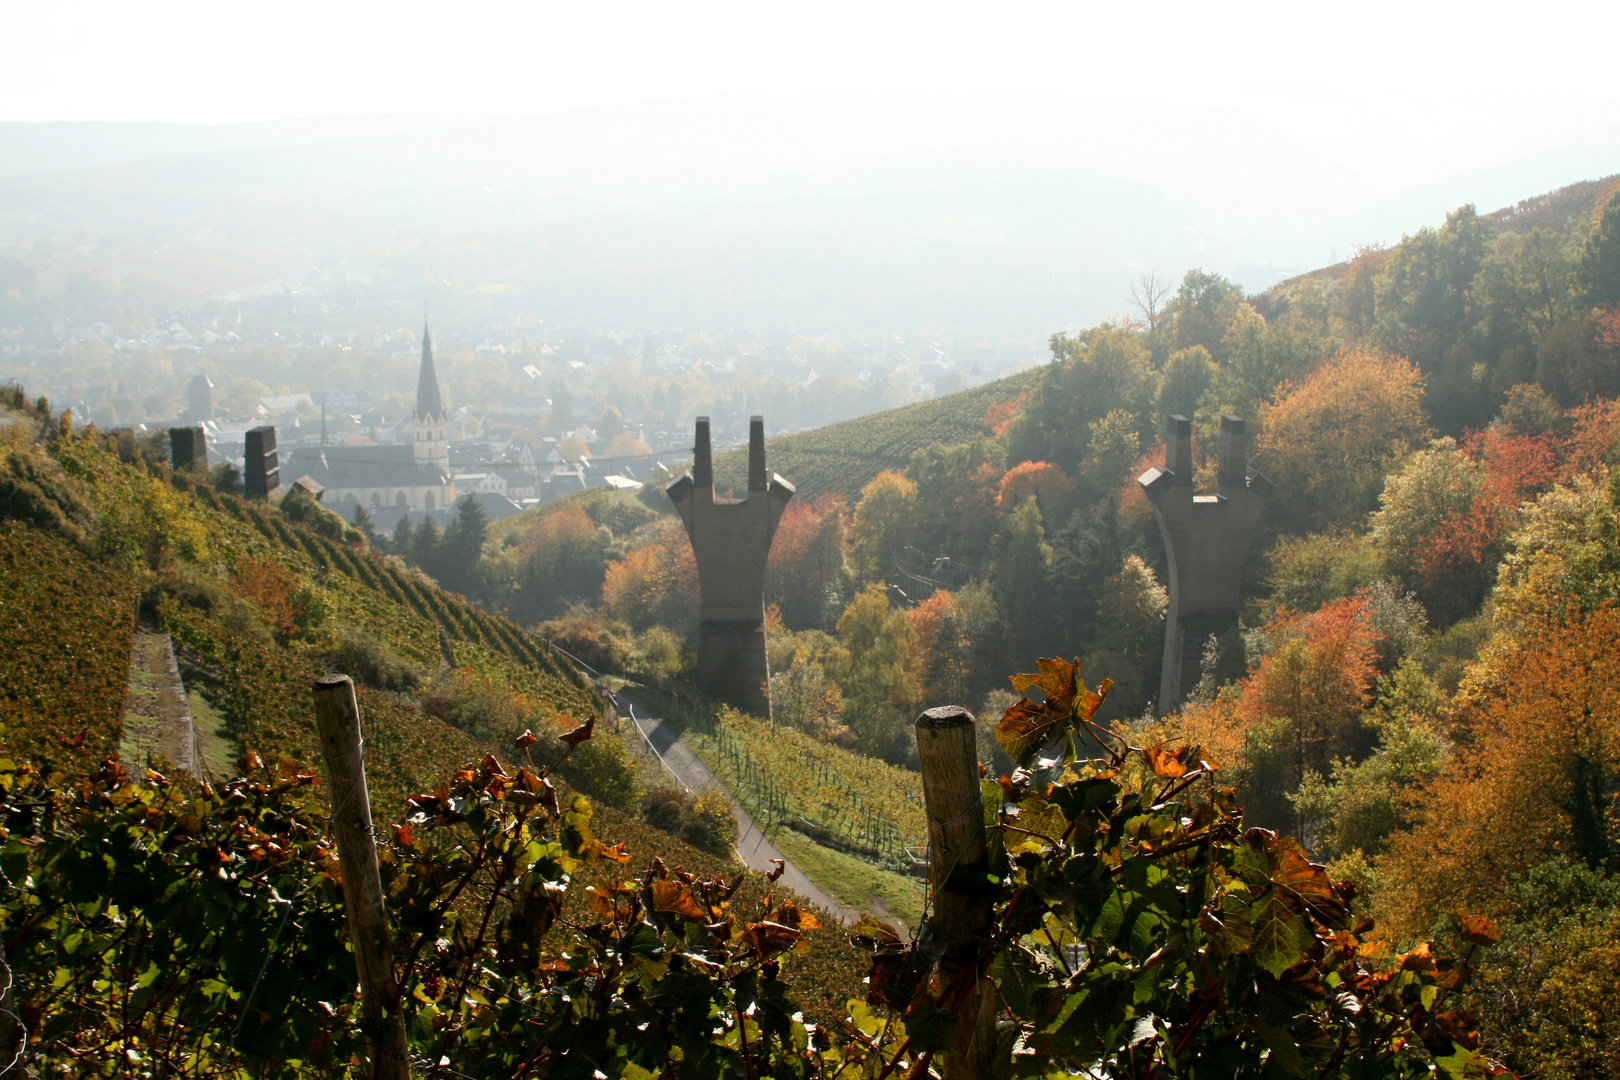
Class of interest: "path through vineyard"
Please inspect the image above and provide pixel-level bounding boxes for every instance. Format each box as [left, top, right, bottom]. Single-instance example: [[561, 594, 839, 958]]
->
[[607, 688, 860, 925]]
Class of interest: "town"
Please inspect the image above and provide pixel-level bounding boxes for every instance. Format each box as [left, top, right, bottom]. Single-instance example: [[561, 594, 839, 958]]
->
[[0, 263, 1045, 527]]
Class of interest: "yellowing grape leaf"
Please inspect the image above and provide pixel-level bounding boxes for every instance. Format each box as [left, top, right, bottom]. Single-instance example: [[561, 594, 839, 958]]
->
[[1145, 743, 1187, 779], [650, 880, 707, 922], [998, 657, 1094, 762], [1451, 913, 1502, 947]]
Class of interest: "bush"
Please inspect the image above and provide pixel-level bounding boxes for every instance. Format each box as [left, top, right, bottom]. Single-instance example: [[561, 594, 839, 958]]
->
[[640, 786, 737, 858], [0, 445, 96, 548], [430, 669, 643, 811], [323, 629, 423, 692], [280, 486, 364, 547]]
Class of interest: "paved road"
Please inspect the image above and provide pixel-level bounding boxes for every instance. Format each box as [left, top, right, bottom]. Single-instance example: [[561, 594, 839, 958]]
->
[[605, 689, 860, 926]]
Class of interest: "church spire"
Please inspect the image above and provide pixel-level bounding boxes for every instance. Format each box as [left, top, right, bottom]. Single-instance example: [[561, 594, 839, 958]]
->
[[413, 321, 451, 471], [320, 394, 329, 448], [415, 322, 445, 421]]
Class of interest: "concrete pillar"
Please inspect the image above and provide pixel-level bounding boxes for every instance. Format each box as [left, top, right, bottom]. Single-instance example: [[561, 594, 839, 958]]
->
[[666, 416, 795, 716], [1137, 415, 1272, 715], [244, 425, 280, 499], [168, 426, 208, 472]]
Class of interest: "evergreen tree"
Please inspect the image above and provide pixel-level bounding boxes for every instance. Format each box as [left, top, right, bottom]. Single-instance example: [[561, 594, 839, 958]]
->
[[392, 513, 415, 558], [441, 495, 488, 597], [350, 504, 378, 548], [411, 517, 442, 575]]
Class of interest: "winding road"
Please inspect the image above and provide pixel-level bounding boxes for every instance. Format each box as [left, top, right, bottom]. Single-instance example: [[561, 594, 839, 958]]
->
[[602, 687, 860, 925]]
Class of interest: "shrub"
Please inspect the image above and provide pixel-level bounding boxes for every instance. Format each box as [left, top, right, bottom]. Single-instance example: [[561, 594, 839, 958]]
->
[[640, 786, 738, 858], [323, 629, 424, 692], [0, 444, 96, 548], [641, 786, 693, 834], [279, 486, 364, 547], [683, 791, 738, 857]]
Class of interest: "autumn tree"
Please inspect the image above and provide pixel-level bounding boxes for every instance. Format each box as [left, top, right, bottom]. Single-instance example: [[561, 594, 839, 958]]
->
[[1378, 603, 1620, 939], [1578, 183, 1620, 306], [831, 584, 918, 763], [508, 503, 614, 623], [1254, 348, 1428, 531], [1005, 326, 1156, 478], [903, 583, 1003, 710], [1187, 595, 1382, 838], [1084, 553, 1167, 716], [1197, 310, 1322, 427], [992, 497, 1054, 661], [995, 460, 1072, 517], [604, 431, 653, 457], [906, 436, 1003, 564], [600, 518, 698, 632], [848, 470, 916, 585], [765, 493, 851, 631], [1154, 345, 1215, 433], [1166, 268, 1247, 364]]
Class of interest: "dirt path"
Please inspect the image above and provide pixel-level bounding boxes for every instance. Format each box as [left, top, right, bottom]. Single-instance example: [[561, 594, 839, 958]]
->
[[606, 688, 861, 926], [120, 627, 199, 776]]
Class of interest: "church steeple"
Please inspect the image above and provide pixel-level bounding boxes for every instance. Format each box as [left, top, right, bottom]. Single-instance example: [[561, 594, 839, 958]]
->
[[414, 322, 450, 470], [416, 322, 446, 422]]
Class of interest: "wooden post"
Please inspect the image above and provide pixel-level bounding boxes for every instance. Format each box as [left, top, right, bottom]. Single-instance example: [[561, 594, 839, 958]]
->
[[312, 675, 411, 1080], [915, 706, 997, 1079]]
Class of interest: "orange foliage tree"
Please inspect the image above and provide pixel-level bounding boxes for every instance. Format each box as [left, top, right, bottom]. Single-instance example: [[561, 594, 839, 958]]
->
[[1407, 429, 1559, 624], [1378, 602, 1620, 938], [600, 519, 697, 631], [982, 390, 1027, 437], [509, 503, 612, 623], [765, 493, 849, 631], [1178, 594, 1382, 835], [995, 460, 1072, 514]]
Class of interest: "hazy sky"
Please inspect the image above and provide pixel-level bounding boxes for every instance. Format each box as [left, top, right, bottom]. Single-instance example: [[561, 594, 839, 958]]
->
[[7, 0, 1620, 293], [9, 0, 1620, 189]]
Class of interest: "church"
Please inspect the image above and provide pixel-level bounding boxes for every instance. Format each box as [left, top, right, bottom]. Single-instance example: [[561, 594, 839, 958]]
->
[[283, 325, 458, 516]]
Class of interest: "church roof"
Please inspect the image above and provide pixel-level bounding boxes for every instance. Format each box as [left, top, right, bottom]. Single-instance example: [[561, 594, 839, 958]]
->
[[415, 323, 446, 421], [283, 445, 452, 489]]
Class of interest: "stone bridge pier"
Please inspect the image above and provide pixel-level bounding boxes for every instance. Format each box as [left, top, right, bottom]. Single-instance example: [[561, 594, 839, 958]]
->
[[1137, 414, 1272, 715], [666, 416, 794, 717]]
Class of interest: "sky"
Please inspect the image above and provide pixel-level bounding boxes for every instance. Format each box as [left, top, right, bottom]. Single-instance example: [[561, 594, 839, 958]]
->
[[6, 0, 1620, 318], [8, 0, 1620, 189]]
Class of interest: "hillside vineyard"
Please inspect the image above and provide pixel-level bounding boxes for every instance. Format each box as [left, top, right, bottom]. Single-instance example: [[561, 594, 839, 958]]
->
[[4, 175, 1620, 1077]]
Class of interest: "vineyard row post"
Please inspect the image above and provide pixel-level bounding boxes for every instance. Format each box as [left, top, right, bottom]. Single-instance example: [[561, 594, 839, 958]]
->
[[915, 705, 997, 1080], [312, 675, 412, 1080]]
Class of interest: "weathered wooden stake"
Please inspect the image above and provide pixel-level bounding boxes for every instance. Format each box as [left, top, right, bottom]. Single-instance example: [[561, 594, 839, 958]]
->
[[313, 674, 411, 1080], [915, 705, 997, 1079]]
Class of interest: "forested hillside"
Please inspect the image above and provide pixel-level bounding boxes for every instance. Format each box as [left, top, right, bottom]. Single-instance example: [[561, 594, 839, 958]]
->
[[440, 177, 1620, 1077]]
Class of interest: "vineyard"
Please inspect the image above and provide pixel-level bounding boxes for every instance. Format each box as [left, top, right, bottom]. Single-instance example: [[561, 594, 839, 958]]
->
[[0, 522, 135, 769], [710, 368, 1040, 500], [683, 707, 928, 869]]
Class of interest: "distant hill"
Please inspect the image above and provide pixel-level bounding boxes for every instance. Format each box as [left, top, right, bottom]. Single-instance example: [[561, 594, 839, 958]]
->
[[712, 367, 1040, 501], [1486, 174, 1620, 238], [1262, 174, 1620, 298]]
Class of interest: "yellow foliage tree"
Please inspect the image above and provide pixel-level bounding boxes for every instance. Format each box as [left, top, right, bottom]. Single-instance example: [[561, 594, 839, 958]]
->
[[848, 470, 917, 584], [1255, 349, 1428, 529]]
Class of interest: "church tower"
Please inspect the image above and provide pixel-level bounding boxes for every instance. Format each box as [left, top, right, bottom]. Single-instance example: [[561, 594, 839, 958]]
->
[[414, 323, 450, 470]]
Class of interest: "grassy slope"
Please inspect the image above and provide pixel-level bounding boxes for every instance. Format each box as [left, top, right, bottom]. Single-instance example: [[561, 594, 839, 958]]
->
[[713, 368, 1041, 501], [770, 827, 926, 933]]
